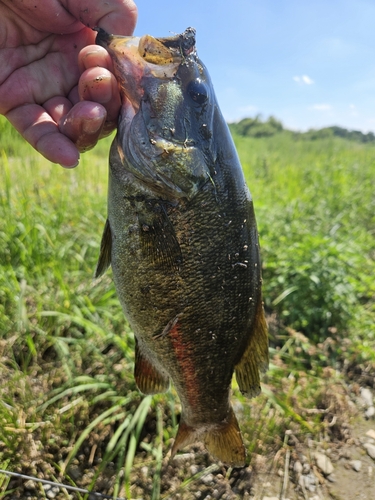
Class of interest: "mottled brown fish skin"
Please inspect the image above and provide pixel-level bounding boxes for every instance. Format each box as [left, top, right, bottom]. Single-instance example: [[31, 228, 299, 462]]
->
[[95, 28, 268, 466]]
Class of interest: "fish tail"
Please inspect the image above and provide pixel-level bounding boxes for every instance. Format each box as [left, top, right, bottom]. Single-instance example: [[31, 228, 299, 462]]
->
[[171, 407, 246, 467]]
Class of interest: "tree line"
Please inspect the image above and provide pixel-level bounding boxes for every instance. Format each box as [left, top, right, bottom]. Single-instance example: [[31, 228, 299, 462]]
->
[[228, 115, 375, 143]]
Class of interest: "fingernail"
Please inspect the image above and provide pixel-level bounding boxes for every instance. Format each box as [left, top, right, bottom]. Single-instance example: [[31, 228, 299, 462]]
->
[[82, 49, 104, 68], [60, 160, 80, 169], [82, 116, 104, 135]]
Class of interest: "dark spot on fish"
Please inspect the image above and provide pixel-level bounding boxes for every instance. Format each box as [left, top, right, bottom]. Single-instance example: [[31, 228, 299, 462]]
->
[[200, 123, 212, 140]]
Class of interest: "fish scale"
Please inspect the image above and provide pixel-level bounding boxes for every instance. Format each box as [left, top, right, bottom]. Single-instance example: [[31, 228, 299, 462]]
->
[[95, 27, 268, 466]]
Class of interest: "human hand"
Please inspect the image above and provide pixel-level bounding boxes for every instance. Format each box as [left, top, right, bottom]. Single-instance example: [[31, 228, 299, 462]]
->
[[0, 0, 137, 167]]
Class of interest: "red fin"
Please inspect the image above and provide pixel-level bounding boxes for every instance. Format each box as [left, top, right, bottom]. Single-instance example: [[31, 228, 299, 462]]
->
[[235, 299, 269, 398], [171, 408, 246, 467], [134, 340, 169, 394]]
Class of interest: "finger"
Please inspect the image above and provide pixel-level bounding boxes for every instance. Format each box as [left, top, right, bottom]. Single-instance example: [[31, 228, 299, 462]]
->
[[78, 67, 121, 135], [43, 96, 73, 123], [64, 0, 138, 35], [59, 100, 107, 153], [6, 104, 80, 168], [78, 45, 114, 74]]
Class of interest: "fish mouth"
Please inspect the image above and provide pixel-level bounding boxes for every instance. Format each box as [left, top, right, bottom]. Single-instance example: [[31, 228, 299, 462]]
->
[[95, 28, 196, 113], [96, 27, 198, 158]]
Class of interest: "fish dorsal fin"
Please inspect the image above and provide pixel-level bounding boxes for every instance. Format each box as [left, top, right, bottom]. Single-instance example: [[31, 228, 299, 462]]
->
[[235, 299, 269, 398], [171, 407, 246, 467], [134, 339, 170, 394], [95, 219, 112, 278]]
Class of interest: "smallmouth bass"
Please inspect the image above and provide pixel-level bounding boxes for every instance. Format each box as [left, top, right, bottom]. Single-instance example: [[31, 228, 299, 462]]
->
[[95, 27, 268, 467]]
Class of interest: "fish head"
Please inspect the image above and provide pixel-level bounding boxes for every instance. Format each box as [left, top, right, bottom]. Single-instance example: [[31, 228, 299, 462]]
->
[[96, 28, 217, 200]]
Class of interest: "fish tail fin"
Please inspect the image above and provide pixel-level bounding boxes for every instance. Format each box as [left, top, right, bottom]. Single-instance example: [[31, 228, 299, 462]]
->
[[171, 407, 246, 467], [204, 407, 246, 466], [235, 298, 269, 398]]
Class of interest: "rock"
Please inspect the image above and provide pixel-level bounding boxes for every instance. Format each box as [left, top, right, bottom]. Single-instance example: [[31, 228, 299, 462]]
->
[[314, 451, 334, 475], [302, 463, 311, 474], [24, 480, 37, 490], [365, 406, 375, 419], [299, 473, 317, 492], [360, 387, 373, 408], [44, 486, 60, 499], [350, 460, 362, 472], [363, 443, 375, 460], [189, 465, 199, 475], [200, 473, 214, 485], [326, 473, 336, 482], [172, 453, 194, 464], [293, 460, 303, 475], [366, 429, 375, 440]]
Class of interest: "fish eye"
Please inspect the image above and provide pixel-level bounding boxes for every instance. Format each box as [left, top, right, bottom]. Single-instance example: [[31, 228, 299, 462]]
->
[[188, 79, 208, 104]]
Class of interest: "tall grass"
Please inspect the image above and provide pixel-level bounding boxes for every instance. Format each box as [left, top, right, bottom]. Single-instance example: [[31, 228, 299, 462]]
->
[[234, 133, 375, 346], [1, 116, 374, 497]]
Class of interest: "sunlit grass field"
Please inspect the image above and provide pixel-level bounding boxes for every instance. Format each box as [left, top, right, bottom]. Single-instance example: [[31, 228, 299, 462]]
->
[[1, 116, 374, 498]]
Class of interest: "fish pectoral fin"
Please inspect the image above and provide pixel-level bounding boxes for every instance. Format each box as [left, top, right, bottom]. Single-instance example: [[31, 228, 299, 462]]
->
[[134, 340, 170, 394], [95, 219, 112, 278], [171, 408, 246, 467], [235, 299, 269, 398]]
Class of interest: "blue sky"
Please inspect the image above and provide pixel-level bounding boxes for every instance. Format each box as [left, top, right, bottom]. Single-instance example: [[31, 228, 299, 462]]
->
[[133, 0, 375, 132]]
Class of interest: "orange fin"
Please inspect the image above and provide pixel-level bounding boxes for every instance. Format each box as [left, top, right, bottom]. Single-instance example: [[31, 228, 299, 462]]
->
[[171, 408, 246, 467], [235, 299, 269, 398], [95, 219, 112, 278], [134, 340, 169, 394]]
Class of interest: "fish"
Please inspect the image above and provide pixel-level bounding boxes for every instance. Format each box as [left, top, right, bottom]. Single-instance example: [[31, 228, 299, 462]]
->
[[95, 27, 268, 467]]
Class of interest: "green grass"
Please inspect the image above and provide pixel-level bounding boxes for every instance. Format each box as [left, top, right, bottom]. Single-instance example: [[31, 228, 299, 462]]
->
[[0, 117, 374, 498]]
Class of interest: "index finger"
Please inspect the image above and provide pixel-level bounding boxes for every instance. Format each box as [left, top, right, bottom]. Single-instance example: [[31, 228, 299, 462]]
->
[[64, 0, 138, 36]]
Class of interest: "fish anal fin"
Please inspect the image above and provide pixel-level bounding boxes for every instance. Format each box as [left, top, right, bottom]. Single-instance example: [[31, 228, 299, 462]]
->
[[95, 219, 112, 278], [235, 299, 269, 398], [171, 408, 246, 467], [134, 340, 169, 395], [170, 421, 197, 457]]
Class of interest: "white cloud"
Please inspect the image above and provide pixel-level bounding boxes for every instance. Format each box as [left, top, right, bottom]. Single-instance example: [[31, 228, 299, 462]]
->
[[309, 104, 332, 111], [293, 75, 314, 85], [349, 104, 358, 116]]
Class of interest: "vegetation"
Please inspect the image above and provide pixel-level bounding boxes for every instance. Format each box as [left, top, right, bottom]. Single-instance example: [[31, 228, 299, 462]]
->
[[0, 115, 374, 498], [229, 114, 375, 143]]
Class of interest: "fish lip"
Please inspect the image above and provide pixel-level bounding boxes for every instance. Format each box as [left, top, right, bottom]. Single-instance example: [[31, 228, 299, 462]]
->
[[95, 26, 197, 57], [95, 28, 183, 117], [94, 27, 112, 46]]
